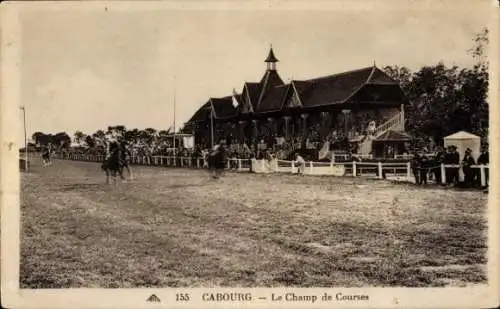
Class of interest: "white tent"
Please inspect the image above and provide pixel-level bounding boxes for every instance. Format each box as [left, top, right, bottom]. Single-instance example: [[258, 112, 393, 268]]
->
[[443, 131, 481, 161]]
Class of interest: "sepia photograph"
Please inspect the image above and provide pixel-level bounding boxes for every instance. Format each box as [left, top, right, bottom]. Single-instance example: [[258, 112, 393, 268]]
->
[[1, 0, 499, 308]]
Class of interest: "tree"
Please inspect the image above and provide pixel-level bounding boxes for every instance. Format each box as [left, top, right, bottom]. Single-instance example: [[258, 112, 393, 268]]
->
[[124, 128, 139, 143], [74, 130, 86, 146], [32, 132, 46, 146], [382, 29, 489, 143], [85, 135, 96, 148], [54, 132, 71, 149], [145, 128, 157, 138], [92, 130, 106, 146]]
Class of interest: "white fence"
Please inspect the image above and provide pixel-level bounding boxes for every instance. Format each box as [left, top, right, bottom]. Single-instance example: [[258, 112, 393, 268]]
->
[[49, 153, 489, 186]]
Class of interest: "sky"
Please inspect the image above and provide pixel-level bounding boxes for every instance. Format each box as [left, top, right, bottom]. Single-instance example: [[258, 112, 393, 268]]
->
[[17, 0, 493, 144]]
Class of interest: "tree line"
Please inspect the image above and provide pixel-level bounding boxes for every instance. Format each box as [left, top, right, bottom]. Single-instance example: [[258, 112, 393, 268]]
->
[[383, 28, 489, 145], [31, 126, 173, 150]]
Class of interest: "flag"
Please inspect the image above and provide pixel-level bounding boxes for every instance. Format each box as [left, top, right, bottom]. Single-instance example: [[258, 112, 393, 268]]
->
[[232, 88, 239, 108]]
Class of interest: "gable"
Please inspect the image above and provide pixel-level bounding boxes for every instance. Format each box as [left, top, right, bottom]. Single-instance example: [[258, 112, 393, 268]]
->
[[238, 86, 254, 114], [286, 89, 302, 108]]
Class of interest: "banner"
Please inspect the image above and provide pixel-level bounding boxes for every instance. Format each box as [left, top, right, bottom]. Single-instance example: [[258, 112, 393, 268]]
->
[[183, 136, 195, 149]]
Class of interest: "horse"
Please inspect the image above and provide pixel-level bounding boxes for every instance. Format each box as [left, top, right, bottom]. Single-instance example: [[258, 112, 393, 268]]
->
[[207, 145, 226, 179], [101, 143, 122, 185]]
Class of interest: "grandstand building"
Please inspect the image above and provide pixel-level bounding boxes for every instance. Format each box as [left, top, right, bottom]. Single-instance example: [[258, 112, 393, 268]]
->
[[183, 47, 410, 157]]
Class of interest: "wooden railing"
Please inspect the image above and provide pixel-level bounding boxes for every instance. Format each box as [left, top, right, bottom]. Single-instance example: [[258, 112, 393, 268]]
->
[[47, 152, 489, 186]]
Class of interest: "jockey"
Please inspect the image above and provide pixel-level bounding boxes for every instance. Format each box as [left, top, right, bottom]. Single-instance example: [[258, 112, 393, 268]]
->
[[104, 133, 119, 160]]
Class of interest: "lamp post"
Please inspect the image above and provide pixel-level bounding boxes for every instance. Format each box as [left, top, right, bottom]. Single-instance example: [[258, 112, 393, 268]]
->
[[20, 106, 28, 171]]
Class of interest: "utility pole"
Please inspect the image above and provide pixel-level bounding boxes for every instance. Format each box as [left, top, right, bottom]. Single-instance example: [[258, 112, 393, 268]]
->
[[20, 106, 28, 171]]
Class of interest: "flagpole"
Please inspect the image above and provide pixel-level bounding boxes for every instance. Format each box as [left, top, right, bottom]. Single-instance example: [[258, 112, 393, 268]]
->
[[20, 106, 28, 171], [173, 76, 177, 163]]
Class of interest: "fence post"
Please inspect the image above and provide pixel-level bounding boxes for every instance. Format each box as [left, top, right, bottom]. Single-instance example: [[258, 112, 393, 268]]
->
[[197, 158, 200, 169], [227, 160, 230, 170], [378, 162, 383, 179], [238, 159, 242, 171], [440, 163, 446, 184], [309, 161, 313, 174], [480, 165, 486, 187], [352, 161, 357, 177], [181, 157, 184, 167], [291, 161, 295, 173], [406, 162, 411, 182], [188, 156, 192, 168]]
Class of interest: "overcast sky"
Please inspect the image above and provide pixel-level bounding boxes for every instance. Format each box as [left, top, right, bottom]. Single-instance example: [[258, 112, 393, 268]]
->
[[17, 0, 493, 143]]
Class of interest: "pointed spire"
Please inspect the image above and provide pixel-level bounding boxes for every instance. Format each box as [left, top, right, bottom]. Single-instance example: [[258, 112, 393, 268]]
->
[[265, 45, 279, 71], [373, 60, 376, 67], [265, 45, 279, 63]]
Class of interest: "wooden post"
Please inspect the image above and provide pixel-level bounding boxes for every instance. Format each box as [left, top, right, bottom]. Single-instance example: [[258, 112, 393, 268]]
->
[[406, 162, 411, 182], [227, 160, 230, 170], [440, 163, 446, 184], [238, 159, 242, 171], [291, 160, 295, 173], [309, 161, 313, 174], [352, 161, 357, 177], [188, 156, 192, 168], [480, 165, 486, 187], [378, 162, 383, 179], [197, 158, 200, 169]]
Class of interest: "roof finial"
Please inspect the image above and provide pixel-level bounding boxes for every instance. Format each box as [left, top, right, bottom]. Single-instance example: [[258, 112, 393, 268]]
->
[[373, 60, 376, 67]]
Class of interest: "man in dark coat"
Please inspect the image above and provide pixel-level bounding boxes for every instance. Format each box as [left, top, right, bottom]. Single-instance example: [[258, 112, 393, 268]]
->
[[450, 145, 460, 184], [462, 148, 476, 187], [418, 152, 428, 185], [410, 151, 422, 185]]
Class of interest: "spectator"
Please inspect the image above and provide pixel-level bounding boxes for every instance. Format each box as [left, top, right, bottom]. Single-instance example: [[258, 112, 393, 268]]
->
[[294, 152, 306, 175], [477, 146, 489, 187], [462, 148, 476, 187]]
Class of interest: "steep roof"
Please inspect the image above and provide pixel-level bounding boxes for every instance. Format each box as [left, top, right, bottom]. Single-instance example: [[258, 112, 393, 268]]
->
[[256, 70, 285, 111], [264, 47, 279, 63], [210, 96, 238, 119], [245, 82, 261, 111], [186, 101, 211, 123], [444, 131, 480, 140], [189, 65, 406, 121], [299, 66, 379, 107], [256, 84, 289, 113]]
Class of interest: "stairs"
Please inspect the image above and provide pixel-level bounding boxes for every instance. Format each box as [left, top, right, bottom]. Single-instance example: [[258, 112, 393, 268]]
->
[[356, 110, 405, 156]]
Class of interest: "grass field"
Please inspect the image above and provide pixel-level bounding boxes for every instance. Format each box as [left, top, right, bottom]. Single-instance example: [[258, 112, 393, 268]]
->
[[20, 159, 488, 288]]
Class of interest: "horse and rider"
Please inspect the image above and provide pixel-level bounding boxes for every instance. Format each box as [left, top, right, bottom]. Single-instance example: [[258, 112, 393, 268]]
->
[[207, 140, 227, 179], [101, 136, 133, 184], [41, 145, 53, 167]]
